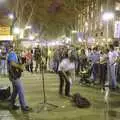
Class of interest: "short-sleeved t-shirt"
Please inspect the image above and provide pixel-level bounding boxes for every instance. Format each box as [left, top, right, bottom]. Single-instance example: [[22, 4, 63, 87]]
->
[[7, 51, 18, 64], [7, 51, 21, 80], [108, 51, 118, 65]]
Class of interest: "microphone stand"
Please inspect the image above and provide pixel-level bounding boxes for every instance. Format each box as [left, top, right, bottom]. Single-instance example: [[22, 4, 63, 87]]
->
[[37, 41, 58, 112]]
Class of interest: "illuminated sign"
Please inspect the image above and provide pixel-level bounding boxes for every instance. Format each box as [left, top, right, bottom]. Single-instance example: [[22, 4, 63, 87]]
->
[[0, 27, 10, 35], [0, 35, 13, 41]]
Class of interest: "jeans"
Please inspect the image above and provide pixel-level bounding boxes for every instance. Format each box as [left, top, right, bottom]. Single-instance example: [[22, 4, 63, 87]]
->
[[92, 63, 99, 81], [0, 60, 7, 75], [10, 78, 27, 108], [35, 60, 42, 72], [100, 63, 107, 88], [58, 71, 71, 96], [26, 62, 33, 73], [109, 64, 117, 88]]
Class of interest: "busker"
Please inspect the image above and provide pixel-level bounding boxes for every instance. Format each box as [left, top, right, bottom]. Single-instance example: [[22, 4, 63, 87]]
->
[[7, 45, 32, 111], [58, 50, 75, 97]]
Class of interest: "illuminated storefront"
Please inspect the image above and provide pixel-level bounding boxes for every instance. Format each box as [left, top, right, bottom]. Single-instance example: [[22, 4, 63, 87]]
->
[[0, 26, 13, 46]]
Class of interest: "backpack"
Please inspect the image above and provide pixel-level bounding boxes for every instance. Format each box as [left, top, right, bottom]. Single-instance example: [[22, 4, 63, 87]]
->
[[72, 93, 91, 108]]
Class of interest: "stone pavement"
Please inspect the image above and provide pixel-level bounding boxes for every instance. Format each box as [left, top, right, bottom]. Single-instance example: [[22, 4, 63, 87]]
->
[[0, 72, 120, 120]]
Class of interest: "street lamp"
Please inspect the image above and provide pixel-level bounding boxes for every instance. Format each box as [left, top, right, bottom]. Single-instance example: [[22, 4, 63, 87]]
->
[[102, 12, 114, 43], [8, 13, 14, 20], [71, 30, 77, 34], [29, 35, 35, 40], [13, 27, 20, 35], [102, 12, 114, 21], [25, 25, 32, 30], [13, 27, 21, 49]]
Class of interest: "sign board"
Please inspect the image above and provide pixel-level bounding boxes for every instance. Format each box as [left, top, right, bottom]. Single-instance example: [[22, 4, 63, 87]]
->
[[0, 35, 13, 41], [0, 27, 10, 35]]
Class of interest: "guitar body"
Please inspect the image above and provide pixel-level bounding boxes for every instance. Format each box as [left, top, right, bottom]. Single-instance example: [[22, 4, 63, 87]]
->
[[9, 65, 22, 80]]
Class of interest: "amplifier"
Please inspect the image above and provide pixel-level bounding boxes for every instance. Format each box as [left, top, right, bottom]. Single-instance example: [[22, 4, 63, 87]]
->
[[0, 86, 11, 100]]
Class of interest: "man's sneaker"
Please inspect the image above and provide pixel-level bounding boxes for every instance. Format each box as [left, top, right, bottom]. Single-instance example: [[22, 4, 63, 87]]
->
[[21, 106, 32, 112], [9, 104, 20, 110]]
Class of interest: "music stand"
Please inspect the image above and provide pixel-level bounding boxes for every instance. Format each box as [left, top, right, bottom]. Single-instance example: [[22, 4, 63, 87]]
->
[[37, 44, 58, 112]]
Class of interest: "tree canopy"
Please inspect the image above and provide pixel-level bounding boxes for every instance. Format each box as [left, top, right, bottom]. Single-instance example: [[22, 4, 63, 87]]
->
[[9, 0, 89, 39]]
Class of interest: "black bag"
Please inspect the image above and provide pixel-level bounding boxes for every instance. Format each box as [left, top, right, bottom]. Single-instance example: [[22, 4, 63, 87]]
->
[[0, 86, 11, 100], [72, 93, 91, 108]]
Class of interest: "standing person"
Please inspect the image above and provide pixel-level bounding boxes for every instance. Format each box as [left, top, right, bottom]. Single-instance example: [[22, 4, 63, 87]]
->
[[58, 51, 75, 97], [99, 48, 109, 91], [108, 44, 119, 89], [21, 50, 26, 64], [25, 49, 33, 73], [91, 47, 100, 83], [52, 49, 60, 73], [79, 49, 88, 71], [7, 45, 31, 111], [0, 47, 7, 76], [87, 48, 93, 61], [34, 45, 42, 73]]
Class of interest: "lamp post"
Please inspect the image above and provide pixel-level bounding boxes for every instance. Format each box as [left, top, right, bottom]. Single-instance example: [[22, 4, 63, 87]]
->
[[102, 12, 114, 43], [8, 14, 14, 20], [71, 30, 77, 44], [13, 27, 21, 49], [8, 13, 17, 35]]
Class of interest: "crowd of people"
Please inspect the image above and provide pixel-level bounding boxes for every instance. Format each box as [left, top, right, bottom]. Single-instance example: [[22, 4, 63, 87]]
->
[[51, 44, 120, 96], [0, 43, 120, 111]]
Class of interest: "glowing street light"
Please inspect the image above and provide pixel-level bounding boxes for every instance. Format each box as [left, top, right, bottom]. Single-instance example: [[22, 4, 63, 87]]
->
[[116, 6, 120, 11], [78, 38, 82, 42], [102, 12, 114, 43], [85, 22, 88, 26], [13, 27, 20, 34], [29, 35, 35, 40], [8, 13, 14, 20], [102, 12, 114, 21], [25, 25, 32, 30], [71, 30, 77, 34]]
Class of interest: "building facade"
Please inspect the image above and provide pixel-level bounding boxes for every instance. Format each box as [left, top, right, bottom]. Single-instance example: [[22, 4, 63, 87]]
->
[[77, 0, 120, 45]]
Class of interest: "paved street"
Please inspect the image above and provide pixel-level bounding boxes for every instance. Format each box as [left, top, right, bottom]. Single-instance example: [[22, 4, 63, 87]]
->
[[0, 72, 120, 120]]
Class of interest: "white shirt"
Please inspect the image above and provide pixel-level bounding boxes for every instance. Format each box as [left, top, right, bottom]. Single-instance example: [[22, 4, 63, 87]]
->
[[108, 51, 118, 65], [58, 58, 75, 72]]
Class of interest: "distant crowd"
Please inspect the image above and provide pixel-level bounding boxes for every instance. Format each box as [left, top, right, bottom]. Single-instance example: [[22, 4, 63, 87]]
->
[[0, 44, 120, 91]]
